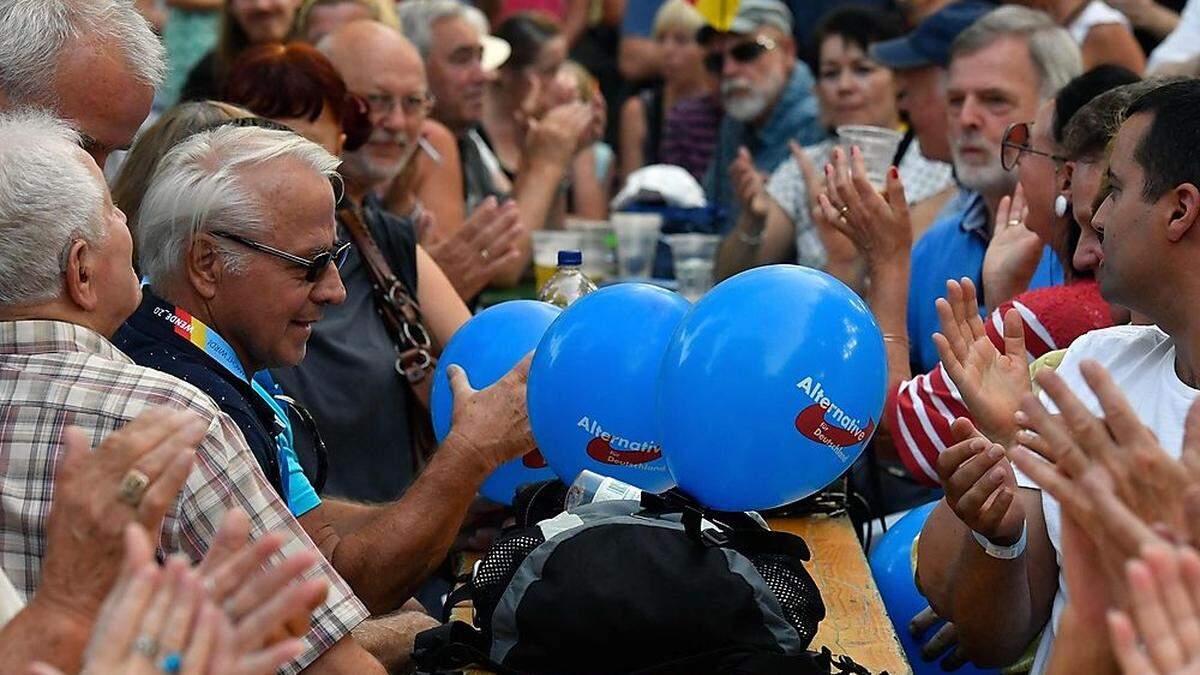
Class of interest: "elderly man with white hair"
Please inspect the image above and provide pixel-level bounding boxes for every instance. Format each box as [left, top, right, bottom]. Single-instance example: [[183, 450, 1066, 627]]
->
[[0, 110, 388, 673], [0, 0, 164, 169], [114, 113, 536, 622]]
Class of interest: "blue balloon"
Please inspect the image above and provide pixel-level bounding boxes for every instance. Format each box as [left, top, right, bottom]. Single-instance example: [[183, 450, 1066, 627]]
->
[[656, 265, 886, 511], [431, 300, 562, 504], [528, 283, 691, 492], [869, 502, 999, 675]]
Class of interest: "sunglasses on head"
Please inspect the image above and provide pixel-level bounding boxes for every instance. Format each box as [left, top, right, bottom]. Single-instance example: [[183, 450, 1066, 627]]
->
[[703, 35, 778, 74], [213, 231, 352, 282]]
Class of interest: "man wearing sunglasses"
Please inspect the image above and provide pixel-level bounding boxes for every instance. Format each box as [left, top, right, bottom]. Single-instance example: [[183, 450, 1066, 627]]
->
[[699, 0, 824, 234]]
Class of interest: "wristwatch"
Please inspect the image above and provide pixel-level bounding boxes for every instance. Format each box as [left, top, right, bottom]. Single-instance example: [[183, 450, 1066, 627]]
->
[[971, 523, 1027, 560]]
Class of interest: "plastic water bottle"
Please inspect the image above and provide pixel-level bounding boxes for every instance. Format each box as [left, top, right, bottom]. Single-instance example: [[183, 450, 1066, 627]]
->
[[537, 250, 597, 308], [564, 470, 643, 510]]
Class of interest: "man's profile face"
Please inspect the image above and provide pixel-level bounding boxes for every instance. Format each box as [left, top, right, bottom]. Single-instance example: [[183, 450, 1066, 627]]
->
[[896, 65, 951, 163]]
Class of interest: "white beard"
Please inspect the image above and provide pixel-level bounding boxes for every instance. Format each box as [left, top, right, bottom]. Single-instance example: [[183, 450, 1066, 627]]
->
[[721, 70, 785, 123], [950, 134, 1017, 197]]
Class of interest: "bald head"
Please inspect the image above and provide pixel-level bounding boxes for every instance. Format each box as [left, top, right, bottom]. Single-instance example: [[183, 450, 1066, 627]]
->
[[318, 20, 429, 196], [318, 19, 423, 92]]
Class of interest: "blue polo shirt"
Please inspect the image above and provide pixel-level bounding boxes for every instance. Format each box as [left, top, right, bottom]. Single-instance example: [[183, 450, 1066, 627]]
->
[[907, 192, 1065, 372], [114, 289, 321, 518]]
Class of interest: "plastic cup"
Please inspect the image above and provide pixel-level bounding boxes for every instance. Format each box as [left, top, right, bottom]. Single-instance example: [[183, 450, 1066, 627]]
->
[[564, 218, 616, 282], [611, 213, 662, 279], [532, 230, 584, 290], [836, 125, 905, 190], [663, 233, 722, 301]]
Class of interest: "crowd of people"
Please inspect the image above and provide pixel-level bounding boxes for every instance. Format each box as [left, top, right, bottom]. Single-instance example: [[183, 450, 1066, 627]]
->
[[5, 0, 1200, 672]]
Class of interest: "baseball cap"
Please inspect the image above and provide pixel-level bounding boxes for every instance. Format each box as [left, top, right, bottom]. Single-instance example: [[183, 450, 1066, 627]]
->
[[698, 0, 794, 43], [869, 1, 995, 70]]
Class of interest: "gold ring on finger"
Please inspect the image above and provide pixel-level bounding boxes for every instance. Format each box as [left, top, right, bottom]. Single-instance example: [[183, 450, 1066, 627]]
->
[[117, 469, 151, 508]]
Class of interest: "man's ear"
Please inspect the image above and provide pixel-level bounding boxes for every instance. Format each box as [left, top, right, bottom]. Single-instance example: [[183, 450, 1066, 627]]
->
[[63, 239, 99, 311], [186, 237, 224, 301], [1166, 182, 1200, 243]]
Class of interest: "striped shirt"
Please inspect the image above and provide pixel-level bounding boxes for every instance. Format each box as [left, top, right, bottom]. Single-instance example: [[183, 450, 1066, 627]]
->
[[659, 93, 722, 182], [0, 320, 367, 673], [887, 281, 1114, 485]]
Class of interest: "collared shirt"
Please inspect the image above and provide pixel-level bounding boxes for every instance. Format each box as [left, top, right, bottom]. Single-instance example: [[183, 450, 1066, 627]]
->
[[114, 289, 321, 518], [703, 62, 826, 233], [906, 192, 1065, 372], [0, 320, 367, 673], [0, 567, 22, 629]]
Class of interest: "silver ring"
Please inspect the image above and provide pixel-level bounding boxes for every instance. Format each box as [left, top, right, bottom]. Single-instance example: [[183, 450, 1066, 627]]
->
[[133, 634, 160, 658], [480, 248, 490, 260]]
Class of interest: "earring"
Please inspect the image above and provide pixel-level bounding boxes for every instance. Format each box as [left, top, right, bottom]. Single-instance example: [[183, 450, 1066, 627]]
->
[[1054, 194, 1070, 218]]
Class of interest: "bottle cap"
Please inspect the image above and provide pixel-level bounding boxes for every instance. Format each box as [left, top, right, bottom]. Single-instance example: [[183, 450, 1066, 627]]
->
[[557, 250, 583, 266]]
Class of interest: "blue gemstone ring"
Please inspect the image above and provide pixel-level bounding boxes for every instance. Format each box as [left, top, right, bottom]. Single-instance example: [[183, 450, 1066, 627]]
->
[[157, 652, 183, 674]]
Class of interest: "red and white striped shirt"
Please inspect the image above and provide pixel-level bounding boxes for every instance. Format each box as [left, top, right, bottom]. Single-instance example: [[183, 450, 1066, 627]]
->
[[887, 280, 1115, 486]]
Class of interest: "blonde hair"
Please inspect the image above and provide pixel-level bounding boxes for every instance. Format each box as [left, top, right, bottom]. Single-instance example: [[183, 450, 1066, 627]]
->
[[653, 0, 705, 40]]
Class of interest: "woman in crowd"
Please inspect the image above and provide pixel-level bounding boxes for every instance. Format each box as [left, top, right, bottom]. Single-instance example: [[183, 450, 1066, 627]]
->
[[1015, 0, 1147, 72], [180, 0, 302, 102], [290, 0, 398, 44], [821, 66, 1140, 486], [617, 0, 715, 183], [717, 6, 953, 281], [559, 60, 615, 219]]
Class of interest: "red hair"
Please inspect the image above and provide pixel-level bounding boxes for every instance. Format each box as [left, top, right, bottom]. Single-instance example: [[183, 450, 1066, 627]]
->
[[223, 42, 371, 151]]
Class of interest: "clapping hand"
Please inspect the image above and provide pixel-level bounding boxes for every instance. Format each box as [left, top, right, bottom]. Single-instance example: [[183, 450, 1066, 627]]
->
[[937, 418, 1026, 546], [730, 147, 769, 222], [815, 145, 911, 267], [421, 198, 523, 299], [981, 186, 1044, 310]]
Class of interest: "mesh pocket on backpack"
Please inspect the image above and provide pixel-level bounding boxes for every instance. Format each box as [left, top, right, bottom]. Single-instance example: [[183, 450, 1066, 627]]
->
[[744, 551, 826, 648], [470, 531, 546, 632]]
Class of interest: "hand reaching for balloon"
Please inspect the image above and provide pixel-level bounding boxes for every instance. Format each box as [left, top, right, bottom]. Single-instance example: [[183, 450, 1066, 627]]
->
[[932, 278, 1030, 448], [981, 186, 1044, 311], [815, 146, 912, 271]]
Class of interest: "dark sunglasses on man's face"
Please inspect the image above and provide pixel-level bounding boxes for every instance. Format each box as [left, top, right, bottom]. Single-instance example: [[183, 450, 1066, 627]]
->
[[213, 231, 351, 282], [703, 35, 778, 74]]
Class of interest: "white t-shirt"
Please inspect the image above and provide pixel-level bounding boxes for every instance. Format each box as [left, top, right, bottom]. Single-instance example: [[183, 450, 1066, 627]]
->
[[0, 566, 26, 629], [1067, 0, 1131, 45], [1150, 0, 1200, 70], [1015, 324, 1200, 673]]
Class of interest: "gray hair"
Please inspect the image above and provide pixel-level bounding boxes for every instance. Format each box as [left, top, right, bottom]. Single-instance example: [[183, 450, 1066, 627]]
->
[[0, 108, 106, 307], [950, 5, 1082, 100], [136, 126, 341, 287], [0, 0, 166, 105], [395, 0, 490, 58]]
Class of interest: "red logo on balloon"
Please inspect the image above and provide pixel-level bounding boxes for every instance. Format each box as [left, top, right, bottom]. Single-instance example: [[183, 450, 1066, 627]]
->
[[586, 437, 662, 466], [794, 404, 876, 448], [522, 448, 548, 468]]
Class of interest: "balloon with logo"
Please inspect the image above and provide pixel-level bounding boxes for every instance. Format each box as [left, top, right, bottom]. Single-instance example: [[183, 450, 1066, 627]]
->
[[431, 300, 562, 504], [528, 283, 690, 492], [656, 265, 886, 511], [869, 502, 999, 675]]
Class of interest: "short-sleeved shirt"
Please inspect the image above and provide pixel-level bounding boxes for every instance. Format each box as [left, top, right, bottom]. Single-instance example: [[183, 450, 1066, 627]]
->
[[271, 195, 423, 503], [659, 93, 723, 181], [0, 320, 367, 673], [1013, 325, 1200, 674], [703, 63, 826, 233], [906, 192, 1066, 373], [114, 289, 321, 518], [766, 135, 953, 269]]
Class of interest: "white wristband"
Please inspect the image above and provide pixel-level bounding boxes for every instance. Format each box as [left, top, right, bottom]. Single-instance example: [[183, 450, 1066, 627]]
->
[[971, 523, 1027, 560]]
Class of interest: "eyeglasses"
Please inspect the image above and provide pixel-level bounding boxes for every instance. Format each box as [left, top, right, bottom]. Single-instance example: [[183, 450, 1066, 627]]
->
[[213, 231, 351, 282], [1001, 122, 1067, 171], [358, 91, 436, 118], [703, 35, 777, 74]]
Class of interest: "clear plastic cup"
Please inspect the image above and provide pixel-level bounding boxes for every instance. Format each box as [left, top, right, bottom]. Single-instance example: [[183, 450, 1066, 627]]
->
[[836, 125, 905, 190], [663, 233, 722, 301], [611, 212, 662, 279], [564, 218, 616, 282], [532, 230, 584, 290]]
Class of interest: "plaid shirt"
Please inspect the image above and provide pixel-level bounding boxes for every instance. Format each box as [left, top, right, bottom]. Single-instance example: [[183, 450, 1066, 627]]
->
[[0, 320, 368, 673]]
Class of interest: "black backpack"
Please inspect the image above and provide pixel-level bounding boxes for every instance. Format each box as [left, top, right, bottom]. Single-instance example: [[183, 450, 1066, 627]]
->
[[414, 488, 882, 674]]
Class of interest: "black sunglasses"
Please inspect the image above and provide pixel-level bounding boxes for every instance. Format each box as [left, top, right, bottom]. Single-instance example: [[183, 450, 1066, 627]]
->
[[1001, 122, 1067, 171], [213, 231, 351, 282], [703, 35, 778, 74]]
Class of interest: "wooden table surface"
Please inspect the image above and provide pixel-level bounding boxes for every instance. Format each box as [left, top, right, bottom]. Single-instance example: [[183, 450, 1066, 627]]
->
[[455, 514, 911, 674]]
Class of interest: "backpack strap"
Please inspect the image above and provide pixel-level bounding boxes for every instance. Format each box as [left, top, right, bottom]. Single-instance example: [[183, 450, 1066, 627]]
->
[[413, 621, 524, 675]]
